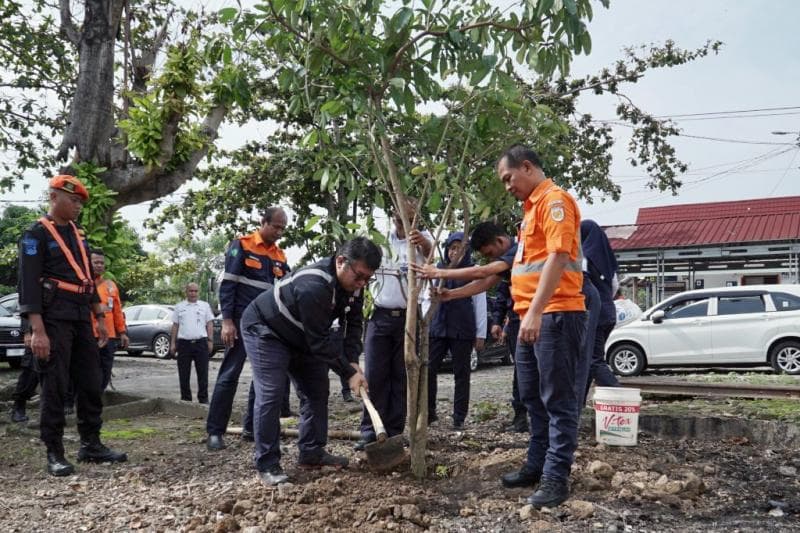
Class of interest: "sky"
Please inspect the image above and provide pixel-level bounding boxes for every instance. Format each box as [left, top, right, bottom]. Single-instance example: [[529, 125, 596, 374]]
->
[[569, 0, 800, 225], [4, 0, 800, 262]]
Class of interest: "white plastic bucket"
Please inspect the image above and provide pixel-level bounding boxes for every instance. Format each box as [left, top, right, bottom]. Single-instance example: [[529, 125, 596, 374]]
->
[[592, 387, 642, 446]]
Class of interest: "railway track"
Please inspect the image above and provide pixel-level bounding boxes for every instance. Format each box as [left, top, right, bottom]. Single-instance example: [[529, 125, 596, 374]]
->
[[617, 378, 800, 400]]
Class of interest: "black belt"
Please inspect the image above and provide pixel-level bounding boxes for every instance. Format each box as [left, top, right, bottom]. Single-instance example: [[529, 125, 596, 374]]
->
[[178, 338, 208, 344], [374, 306, 406, 318]]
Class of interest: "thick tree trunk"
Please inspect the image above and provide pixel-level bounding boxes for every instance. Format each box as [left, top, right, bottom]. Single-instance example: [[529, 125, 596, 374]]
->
[[58, 0, 125, 165]]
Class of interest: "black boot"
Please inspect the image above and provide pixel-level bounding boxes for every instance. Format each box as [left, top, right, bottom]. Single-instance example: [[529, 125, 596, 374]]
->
[[11, 403, 28, 423], [527, 476, 569, 508], [501, 464, 541, 488], [506, 410, 529, 433], [47, 452, 75, 477], [77, 436, 128, 464]]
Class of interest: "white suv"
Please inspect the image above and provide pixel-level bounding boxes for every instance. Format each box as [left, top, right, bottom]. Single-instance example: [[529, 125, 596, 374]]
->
[[605, 284, 800, 376]]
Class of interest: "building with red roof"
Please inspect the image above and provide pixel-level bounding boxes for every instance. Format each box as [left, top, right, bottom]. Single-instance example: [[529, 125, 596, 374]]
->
[[604, 196, 800, 305]]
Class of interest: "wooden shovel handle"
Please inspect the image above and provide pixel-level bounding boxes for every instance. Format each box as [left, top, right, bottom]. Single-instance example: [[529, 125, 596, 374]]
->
[[360, 386, 387, 441]]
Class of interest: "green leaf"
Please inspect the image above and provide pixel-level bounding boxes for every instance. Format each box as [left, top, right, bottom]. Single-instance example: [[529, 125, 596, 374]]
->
[[320, 99, 346, 116], [582, 32, 592, 54], [320, 167, 330, 190], [411, 165, 426, 176], [392, 7, 414, 33], [304, 215, 321, 231], [218, 7, 238, 23], [301, 130, 318, 147], [426, 191, 441, 212]]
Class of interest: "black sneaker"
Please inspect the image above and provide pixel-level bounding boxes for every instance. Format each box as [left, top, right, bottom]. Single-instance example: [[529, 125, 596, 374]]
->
[[501, 465, 541, 488], [241, 429, 255, 442], [259, 465, 289, 486], [428, 415, 439, 428], [77, 439, 128, 463], [47, 452, 75, 477], [298, 451, 349, 469], [527, 477, 569, 508], [342, 390, 355, 403], [452, 420, 465, 430]]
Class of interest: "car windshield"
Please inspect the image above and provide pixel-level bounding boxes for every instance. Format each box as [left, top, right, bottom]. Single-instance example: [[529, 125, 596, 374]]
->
[[0, 305, 10, 317]]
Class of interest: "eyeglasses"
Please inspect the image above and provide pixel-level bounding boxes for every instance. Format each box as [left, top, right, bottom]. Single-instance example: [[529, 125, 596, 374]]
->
[[346, 260, 376, 283]]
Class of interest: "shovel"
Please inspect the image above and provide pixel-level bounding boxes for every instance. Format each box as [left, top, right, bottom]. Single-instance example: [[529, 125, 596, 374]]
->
[[359, 386, 407, 472]]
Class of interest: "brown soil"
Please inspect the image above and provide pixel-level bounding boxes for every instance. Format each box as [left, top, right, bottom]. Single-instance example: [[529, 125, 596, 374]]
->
[[1, 360, 799, 532]]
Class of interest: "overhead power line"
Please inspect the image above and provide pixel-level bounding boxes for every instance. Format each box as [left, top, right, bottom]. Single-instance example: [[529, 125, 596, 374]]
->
[[651, 105, 800, 119]]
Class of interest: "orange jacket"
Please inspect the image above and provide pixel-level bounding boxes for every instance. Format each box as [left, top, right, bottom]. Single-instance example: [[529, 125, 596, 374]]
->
[[511, 178, 585, 315], [92, 278, 126, 338]]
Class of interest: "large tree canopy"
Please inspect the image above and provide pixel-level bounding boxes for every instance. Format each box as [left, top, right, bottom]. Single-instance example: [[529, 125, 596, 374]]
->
[[0, 0, 259, 209]]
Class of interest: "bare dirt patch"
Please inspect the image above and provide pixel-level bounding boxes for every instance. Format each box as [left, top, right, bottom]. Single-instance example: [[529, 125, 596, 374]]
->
[[1, 360, 799, 532]]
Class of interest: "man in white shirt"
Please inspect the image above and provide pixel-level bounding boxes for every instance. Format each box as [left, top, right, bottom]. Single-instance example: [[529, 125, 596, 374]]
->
[[355, 198, 432, 450], [614, 292, 643, 328], [170, 283, 215, 403]]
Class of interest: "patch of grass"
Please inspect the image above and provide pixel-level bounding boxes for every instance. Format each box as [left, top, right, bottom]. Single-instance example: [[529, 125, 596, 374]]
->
[[643, 398, 800, 424], [434, 464, 450, 478], [681, 372, 800, 386], [471, 400, 503, 422], [101, 427, 160, 440]]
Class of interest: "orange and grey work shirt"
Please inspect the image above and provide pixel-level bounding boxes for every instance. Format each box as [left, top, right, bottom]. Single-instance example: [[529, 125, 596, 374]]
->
[[93, 278, 126, 338], [219, 231, 290, 320], [511, 178, 585, 316]]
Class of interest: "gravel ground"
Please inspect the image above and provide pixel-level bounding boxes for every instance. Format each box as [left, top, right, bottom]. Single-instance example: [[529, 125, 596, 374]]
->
[[1, 357, 799, 532]]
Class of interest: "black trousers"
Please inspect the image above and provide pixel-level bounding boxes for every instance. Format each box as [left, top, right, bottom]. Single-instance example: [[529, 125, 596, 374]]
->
[[360, 308, 407, 440], [35, 317, 103, 455], [99, 338, 118, 391], [428, 337, 473, 424], [12, 350, 38, 406], [177, 339, 210, 403]]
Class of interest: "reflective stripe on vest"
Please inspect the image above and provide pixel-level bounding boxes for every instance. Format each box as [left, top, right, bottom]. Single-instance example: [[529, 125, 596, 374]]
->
[[273, 269, 334, 331], [38, 216, 93, 294], [511, 258, 583, 275], [221, 272, 273, 290]]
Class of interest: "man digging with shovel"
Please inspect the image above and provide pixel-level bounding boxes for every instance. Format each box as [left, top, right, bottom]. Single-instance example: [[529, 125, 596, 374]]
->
[[240, 237, 379, 486]]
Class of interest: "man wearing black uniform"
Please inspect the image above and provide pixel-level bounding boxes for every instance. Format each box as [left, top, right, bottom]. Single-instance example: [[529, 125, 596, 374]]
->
[[18, 175, 127, 477], [240, 237, 377, 485]]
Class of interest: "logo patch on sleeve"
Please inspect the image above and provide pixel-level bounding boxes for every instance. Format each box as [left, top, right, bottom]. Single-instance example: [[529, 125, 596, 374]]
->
[[550, 205, 565, 222], [22, 237, 39, 255]]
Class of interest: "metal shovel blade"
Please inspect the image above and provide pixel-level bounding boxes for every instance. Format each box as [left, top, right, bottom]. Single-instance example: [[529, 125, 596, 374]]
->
[[364, 434, 407, 472]]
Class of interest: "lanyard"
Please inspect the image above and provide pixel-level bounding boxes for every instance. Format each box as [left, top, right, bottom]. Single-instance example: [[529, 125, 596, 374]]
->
[[38, 216, 93, 292]]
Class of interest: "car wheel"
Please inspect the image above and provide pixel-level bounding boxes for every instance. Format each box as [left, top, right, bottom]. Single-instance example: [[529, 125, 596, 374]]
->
[[608, 343, 645, 377], [152, 333, 171, 359], [470, 349, 479, 372], [769, 340, 800, 375]]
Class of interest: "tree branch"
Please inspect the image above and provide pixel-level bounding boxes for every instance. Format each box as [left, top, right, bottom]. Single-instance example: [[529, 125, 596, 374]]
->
[[59, 0, 81, 45], [266, 1, 354, 68], [108, 103, 228, 207], [387, 18, 541, 81]]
